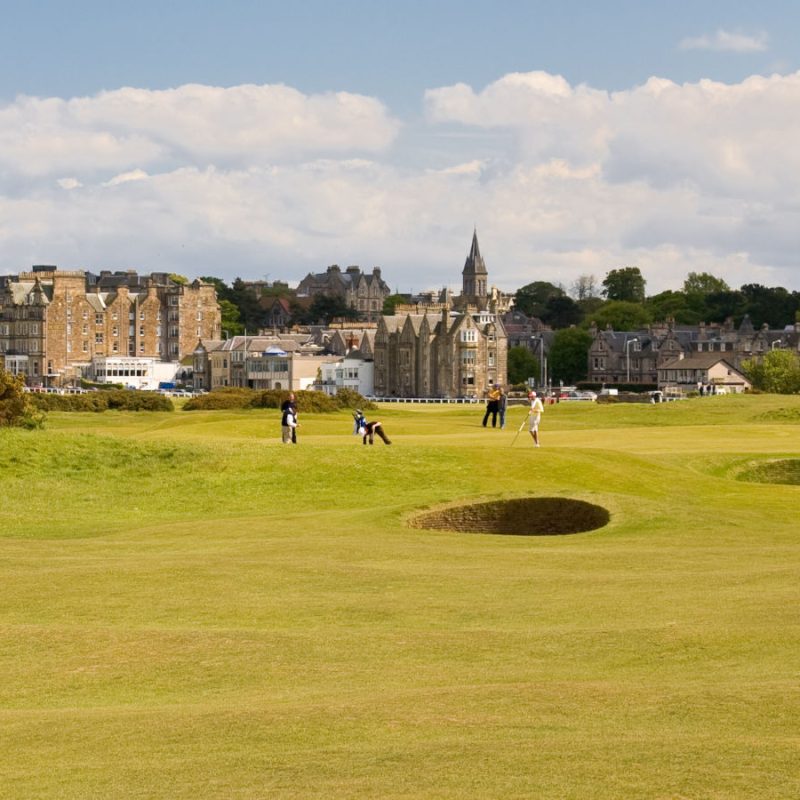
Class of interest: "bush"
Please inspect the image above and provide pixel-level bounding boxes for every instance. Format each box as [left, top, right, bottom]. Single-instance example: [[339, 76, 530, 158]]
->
[[184, 387, 375, 412], [28, 389, 174, 413], [0, 370, 46, 428]]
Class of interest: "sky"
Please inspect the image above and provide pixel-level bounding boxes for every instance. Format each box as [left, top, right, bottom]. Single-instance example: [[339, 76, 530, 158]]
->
[[1, 0, 799, 295]]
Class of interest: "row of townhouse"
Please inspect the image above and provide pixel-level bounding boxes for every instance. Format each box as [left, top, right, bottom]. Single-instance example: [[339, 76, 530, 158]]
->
[[0, 266, 221, 386], [588, 316, 800, 392], [192, 334, 343, 393]]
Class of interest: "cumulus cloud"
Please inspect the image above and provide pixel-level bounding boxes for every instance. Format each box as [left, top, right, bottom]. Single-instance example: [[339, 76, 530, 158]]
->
[[0, 83, 399, 178], [679, 29, 769, 53], [2, 73, 799, 294]]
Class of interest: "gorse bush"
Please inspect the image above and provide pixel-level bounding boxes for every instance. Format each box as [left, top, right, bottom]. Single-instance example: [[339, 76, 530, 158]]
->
[[184, 387, 375, 412], [0, 369, 45, 428], [29, 389, 174, 413]]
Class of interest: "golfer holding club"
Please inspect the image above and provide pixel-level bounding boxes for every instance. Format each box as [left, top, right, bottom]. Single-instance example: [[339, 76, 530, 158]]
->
[[528, 390, 544, 447]]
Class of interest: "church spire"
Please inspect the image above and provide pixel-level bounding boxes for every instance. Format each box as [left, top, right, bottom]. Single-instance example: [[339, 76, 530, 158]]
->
[[462, 228, 488, 303]]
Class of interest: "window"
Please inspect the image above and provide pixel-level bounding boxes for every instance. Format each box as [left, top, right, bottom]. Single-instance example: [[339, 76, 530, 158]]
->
[[95, 333, 103, 344], [112, 327, 118, 337], [460, 328, 477, 343], [82, 324, 88, 335], [82, 341, 88, 352], [95, 313, 103, 325], [139, 326, 145, 337]]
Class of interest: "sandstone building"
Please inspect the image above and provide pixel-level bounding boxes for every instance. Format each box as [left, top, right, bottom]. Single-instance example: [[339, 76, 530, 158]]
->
[[373, 231, 508, 398], [0, 266, 221, 385], [587, 316, 800, 387], [296, 265, 390, 321]]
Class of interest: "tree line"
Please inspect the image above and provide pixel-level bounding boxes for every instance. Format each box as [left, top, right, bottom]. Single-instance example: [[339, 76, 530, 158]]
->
[[514, 267, 800, 332], [507, 267, 800, 387]]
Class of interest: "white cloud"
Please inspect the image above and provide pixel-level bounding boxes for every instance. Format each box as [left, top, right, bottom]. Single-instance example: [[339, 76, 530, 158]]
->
[[679, 29, 769, 53], [0, 83, 399, 178], [104, 169, 149, 187], [1, 72, 800, 295]]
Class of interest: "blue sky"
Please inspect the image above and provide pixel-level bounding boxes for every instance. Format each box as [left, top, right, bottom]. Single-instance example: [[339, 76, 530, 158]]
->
[[1, 0, 799, 293]]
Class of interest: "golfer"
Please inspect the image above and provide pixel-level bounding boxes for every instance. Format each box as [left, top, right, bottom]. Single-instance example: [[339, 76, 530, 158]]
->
[[281, 404, 298, 444], [482, 383, 502, 428], [281, 392, 298, 443], [528, 390, 544, 447], [353, 409, 392, 446]]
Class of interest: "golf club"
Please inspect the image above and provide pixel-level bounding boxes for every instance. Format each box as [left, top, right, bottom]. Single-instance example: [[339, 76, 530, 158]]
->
[[510, 413, 528, 447]]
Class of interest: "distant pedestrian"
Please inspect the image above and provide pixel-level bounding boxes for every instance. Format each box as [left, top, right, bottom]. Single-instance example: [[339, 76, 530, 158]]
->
[[353, 409, 392, 445], [483, 383, 502, 428], [281, 404, 298, 444], [498, 386, 508, 429], [528, 390, 544, 447], [281, 392, 298, 443]]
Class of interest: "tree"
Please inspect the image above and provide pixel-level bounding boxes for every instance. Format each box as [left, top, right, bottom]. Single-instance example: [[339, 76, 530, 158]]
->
[[507, 346, 539, 386], [588, 300, 651, 331], [570, 274, 598, 301], [740, 284, 798, 329], [742, 350, 800, 394], [0, 369, 44, 428], [382, 294, 408, 315], [514, 281, 564, 318], [307, 294, 360, 325], [218, 299, 244, 336], [703, 289, 747, 324], [540, 294, 583, 328], [549, 328, 592, 385], [682, 272, 729, 295], [168, 273, 189, 285], [602, 267, 646, 303], [645, 290, 702, 325]]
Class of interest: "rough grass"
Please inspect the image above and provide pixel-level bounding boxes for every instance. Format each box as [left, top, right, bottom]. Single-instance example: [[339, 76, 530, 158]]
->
[[1, 394, 799, 798]]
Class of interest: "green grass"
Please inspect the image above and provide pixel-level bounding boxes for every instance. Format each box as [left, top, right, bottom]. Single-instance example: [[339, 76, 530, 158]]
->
[[1, 394, 799, 798]]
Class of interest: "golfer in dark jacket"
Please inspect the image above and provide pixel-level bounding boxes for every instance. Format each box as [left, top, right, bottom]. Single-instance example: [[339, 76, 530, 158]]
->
[[353, 410, 392, 445]]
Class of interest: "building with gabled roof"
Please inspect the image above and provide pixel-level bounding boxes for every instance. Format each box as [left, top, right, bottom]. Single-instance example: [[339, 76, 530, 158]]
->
[[373, 306, 506, 398], [296, 264, 390, 321], [0, 266, 220, 386], [587, 315, 798, 387]]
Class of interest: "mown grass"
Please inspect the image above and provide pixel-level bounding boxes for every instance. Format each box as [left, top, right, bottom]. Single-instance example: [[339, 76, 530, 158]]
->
[[1, 394, 799, 798]]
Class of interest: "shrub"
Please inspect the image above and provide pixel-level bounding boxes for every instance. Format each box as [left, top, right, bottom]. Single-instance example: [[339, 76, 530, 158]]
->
[[0, 370, 46, 428], [184, 387, 375, 412], [28, 389, 173, 412]]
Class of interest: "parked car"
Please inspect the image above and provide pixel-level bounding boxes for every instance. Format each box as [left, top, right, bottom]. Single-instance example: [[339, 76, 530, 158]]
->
[[562, 390, 597, 401]]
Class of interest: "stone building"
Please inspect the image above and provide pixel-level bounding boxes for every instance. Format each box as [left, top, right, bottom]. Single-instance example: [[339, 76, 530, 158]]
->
[[296, 265, 390, 321], [371, 231, 508, 398], [373, 307, 506, 398], [587, 316, 800, 386], [0, 266, 220, 385]]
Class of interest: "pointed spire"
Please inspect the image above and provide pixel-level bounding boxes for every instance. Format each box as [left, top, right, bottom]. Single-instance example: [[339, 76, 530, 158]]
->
[[463, 228, 487, 277]]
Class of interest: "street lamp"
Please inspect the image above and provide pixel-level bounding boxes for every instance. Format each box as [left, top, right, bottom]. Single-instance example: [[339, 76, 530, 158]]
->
[[625, 337, 639, 383], [531, 335, 545, 389]]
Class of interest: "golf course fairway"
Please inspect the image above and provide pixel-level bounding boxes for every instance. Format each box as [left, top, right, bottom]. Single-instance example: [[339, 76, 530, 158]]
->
[[1, 394, 799, 798]]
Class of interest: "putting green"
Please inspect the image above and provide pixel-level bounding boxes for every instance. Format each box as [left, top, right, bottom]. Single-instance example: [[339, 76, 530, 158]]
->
[[1, 394, 799, 798]]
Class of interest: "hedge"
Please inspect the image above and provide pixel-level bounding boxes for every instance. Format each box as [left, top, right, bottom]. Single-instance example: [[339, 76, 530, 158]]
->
[[183, 387, 375, 413], [28, 390, 174, 412]]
